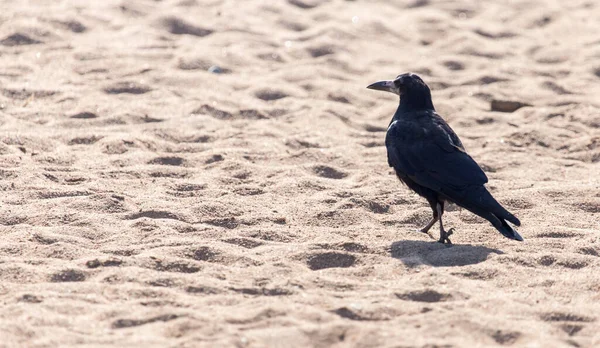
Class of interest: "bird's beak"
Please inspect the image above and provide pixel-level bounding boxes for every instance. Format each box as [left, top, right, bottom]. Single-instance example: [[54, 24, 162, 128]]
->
[[366, 80, 397, 95]]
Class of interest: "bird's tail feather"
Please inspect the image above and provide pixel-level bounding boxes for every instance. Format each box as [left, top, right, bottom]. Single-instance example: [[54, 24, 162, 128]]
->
[[493, 202, 520, 227], [495, 217, 524, 241], [446, 185, 523, 241], [470, 186, 520, 226]]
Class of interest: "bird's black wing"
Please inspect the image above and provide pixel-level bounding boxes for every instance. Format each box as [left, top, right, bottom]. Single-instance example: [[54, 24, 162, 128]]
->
[[385, 114, 488, 194]]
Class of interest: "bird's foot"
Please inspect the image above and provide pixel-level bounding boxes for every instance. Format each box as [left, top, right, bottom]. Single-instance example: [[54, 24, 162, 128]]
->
[[418, 226, 430, 234], [437, 228, 455, 244], [417, 218, 438, 238], [417, 228, 435, 240]]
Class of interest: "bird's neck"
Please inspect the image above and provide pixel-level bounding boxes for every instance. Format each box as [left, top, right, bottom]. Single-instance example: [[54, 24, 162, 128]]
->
[[398, 91, 435, 114]]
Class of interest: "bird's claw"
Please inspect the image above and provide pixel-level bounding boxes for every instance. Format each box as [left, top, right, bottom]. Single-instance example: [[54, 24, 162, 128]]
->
[[438, 237, 452, 244], [438, 228, 455, 244]]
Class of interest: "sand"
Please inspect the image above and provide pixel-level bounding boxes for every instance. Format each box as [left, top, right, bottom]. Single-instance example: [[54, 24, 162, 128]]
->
[[0, 0, 599, 346]]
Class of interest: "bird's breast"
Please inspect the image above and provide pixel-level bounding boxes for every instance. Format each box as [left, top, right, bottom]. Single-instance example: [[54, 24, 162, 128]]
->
[[387, 120, 397, 132]]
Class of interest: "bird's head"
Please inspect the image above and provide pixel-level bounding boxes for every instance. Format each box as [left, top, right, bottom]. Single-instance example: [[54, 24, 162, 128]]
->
[[367, 73, 434, 110]]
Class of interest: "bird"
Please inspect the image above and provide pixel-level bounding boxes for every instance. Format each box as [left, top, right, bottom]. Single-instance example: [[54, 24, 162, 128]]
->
[[367, 73, 523, 244]]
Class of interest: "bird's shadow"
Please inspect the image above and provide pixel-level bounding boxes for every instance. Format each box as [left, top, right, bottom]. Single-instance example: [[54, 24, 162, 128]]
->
[[390, 239, 504, 267]]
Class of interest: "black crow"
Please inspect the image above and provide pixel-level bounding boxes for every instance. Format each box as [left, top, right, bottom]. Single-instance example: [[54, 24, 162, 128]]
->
[[367, 73, 522, 244]]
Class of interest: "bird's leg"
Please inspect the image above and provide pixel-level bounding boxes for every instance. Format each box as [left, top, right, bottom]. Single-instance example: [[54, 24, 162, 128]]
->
[[419, 216, 438, 234], [436, 202, 454, 244], [419, 200, 439, 238]]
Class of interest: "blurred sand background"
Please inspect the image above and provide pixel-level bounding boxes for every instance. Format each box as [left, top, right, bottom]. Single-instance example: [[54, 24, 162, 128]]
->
[[1, 0, 600, 346]]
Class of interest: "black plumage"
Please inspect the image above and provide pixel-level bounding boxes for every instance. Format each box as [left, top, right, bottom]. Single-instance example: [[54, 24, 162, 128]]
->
[[367, 73, 522, 243]]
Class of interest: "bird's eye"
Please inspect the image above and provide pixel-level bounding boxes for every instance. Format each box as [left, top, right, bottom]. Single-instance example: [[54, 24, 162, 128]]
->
[[394, 80, 406, 93]]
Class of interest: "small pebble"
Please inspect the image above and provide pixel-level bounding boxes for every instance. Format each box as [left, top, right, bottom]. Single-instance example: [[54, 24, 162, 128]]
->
[[491, 99, 532, 113], [208, 65, 223, 74]]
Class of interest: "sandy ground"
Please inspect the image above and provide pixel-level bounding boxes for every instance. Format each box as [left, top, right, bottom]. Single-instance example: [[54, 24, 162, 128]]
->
[[0, 0, 599, 347]]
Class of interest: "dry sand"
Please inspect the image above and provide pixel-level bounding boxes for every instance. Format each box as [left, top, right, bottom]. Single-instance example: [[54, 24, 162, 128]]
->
[[1, 0, 600, 347]]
